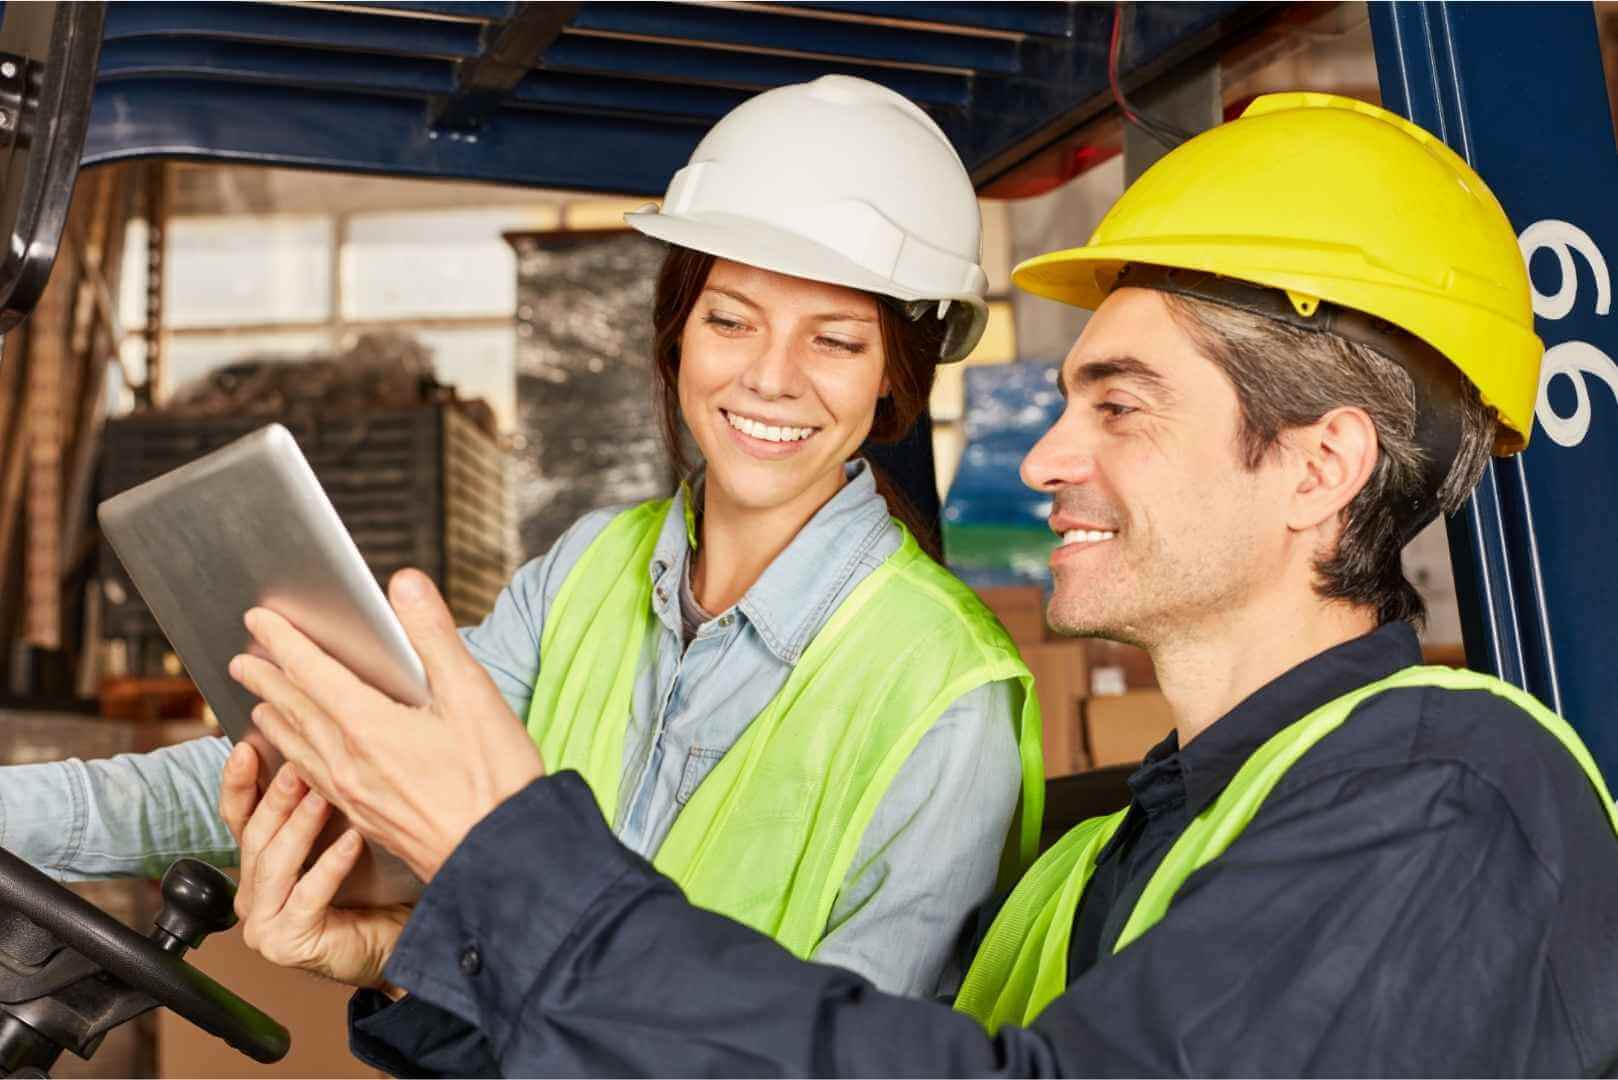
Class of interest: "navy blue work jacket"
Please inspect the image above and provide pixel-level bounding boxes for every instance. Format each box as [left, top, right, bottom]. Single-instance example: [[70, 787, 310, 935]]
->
[[348, 622, 1618, 1076]]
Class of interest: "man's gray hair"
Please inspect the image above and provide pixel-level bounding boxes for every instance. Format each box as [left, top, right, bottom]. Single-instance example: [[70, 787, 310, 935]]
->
[[1162, 293, 1496, 626]]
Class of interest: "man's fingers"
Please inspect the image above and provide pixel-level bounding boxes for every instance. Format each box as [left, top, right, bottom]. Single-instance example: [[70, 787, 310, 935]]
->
[[219, 742, 261, 844], [243, 607, 390, 722], [230, 651, 348, 801], [250, 788, 334, 922], [283, 829, 364, 923], [388, 569, 480, 698], [231, 653, 330, 743], [250, 702, 340, 803]]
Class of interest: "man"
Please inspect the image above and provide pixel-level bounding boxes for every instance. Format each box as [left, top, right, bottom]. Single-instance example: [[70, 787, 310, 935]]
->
[[228, 93, 1618, 1075]]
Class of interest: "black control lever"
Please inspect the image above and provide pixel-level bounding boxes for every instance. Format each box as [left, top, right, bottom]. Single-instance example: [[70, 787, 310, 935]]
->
[[151, 860, 237, 957], [0, 848, 288, 1066]]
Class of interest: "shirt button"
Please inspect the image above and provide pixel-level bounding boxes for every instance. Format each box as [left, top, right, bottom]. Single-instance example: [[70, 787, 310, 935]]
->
[[459, 944, 482, 976], [655, 587, 668, 603], [720, 614, 734, 626]]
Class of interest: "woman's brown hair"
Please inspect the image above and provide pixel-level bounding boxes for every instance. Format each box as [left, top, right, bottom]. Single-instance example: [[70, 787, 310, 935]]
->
[[651, 245, 946, 559]]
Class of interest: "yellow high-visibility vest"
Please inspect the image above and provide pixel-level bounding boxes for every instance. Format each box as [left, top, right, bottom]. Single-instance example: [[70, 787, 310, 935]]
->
[[956, 665, 1618, 1032], [526, 498, 1046, 959]]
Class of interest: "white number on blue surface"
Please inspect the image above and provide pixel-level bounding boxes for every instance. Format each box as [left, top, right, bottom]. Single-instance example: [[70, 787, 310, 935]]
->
[[1520, 218, 1617, 447]]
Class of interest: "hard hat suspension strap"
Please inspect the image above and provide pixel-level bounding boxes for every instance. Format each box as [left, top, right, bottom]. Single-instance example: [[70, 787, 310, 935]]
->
[[879, 295, 977, 364], [1114, 263, 1467, 544]]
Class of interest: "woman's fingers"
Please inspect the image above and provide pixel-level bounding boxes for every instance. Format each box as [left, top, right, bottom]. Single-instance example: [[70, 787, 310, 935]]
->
[[283, 829, 364, 924], [236, 763, 306, 916], [248, 786, 333, 925], [218, 741, 261, 845]]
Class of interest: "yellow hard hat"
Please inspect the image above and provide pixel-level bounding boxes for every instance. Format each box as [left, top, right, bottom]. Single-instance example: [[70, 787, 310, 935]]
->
[[1013, 92, 1543, 453]]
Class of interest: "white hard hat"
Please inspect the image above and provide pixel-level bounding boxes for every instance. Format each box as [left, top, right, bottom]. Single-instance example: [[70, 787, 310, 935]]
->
[[626, 75, 989, 362]]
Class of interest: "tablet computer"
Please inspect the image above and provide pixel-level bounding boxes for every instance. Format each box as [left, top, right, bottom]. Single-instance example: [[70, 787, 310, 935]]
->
[[99, 423, 428, 907]]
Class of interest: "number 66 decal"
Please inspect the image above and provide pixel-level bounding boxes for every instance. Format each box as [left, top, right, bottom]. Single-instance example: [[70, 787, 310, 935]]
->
[[1520, 218, 1617, 448]]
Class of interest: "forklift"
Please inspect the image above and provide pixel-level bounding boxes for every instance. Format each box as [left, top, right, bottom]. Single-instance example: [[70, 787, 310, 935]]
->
[[0, 2, 1609, 1073]]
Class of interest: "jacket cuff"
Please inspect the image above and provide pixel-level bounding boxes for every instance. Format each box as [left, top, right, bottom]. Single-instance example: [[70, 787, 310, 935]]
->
[[381, 770, 644, 1052]]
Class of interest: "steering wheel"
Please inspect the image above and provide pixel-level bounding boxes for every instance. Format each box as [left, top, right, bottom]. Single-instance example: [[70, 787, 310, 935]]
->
[[0, 846, 288, 1073]]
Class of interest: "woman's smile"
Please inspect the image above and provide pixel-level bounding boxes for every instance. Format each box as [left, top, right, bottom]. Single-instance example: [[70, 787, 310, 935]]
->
[[720, 407, 821, 459]]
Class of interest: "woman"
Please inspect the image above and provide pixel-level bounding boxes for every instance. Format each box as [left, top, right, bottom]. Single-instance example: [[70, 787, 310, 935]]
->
[[0, 76, 1042, 997]]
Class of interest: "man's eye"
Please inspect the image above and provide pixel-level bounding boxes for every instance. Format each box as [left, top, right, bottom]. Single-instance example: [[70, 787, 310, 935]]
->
[[1097, 402, 1137, 418]]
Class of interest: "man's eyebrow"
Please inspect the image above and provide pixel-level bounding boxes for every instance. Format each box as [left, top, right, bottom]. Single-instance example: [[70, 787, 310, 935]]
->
[[1058, 355, 1173, 400]]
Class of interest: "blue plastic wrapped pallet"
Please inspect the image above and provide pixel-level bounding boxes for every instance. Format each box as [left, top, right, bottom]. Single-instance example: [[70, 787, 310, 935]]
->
[[943, 360, 1064, 589]]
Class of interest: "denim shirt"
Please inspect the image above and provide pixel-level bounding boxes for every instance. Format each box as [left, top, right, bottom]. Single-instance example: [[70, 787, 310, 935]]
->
[[0, 461, 1020, 997]]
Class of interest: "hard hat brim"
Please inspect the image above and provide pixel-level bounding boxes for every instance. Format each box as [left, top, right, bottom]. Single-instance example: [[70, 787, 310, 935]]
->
[[626, 209, 988, 363], [1013, 242, 1539, 455]]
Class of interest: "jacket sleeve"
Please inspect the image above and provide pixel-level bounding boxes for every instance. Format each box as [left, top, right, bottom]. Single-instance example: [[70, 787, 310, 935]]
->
[[364, 757, 1574, 1078], [349, 991, 500, 1078], [367, 771, 1064, 1077]]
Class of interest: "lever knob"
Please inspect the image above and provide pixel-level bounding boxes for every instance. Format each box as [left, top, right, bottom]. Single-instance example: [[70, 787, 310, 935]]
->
[[153, 859, 238, 954]]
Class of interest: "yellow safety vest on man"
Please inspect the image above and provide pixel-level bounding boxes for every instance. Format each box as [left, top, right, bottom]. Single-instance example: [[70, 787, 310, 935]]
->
[[524, 498, 1046, 960], [955, 666, 1618, 1032]]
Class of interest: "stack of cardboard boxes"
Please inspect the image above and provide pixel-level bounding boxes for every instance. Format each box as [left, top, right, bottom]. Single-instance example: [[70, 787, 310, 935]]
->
[[974, 586, 1170, 778]]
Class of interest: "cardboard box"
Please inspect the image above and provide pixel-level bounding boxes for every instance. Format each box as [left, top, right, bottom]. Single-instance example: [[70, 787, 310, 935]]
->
[[1084, 690, 1174, 767], [1422, 642, 1467, 668], [1020, 639, 1089, 777], [975, 585, 1047, 644]]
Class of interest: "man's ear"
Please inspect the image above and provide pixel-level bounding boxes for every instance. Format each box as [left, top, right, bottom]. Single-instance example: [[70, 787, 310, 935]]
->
[[1286, 406, 1379, 532]]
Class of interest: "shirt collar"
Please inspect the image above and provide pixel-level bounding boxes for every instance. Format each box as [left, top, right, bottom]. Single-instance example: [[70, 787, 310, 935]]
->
[[1136, 620, 1425, 816], [646, 460, 894, 663], [646, 486, 698, 639]]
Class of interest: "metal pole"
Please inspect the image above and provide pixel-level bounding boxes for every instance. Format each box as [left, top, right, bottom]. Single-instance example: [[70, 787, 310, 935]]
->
[[140, 162, 167, 408]]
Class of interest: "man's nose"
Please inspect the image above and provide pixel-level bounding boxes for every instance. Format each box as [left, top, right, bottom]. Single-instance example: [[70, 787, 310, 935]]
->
[[739, 337, 804, 401], [1021, 409, 1097, 492]]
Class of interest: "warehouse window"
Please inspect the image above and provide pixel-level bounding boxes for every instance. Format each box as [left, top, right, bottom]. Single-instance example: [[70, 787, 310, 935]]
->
[[111, 167, 650, 436]]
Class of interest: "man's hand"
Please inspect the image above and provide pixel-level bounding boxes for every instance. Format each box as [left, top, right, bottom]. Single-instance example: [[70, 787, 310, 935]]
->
[[227, 568, 545, 882], [221, 752, 409, 990]]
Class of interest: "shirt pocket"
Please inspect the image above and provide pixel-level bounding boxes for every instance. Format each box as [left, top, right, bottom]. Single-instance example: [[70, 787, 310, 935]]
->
[[676, 747, 729, 806]]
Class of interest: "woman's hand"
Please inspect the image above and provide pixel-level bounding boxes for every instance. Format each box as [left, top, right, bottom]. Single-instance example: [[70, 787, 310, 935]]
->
[[227, 568, 545, 882], [221, 751, 410, 990]]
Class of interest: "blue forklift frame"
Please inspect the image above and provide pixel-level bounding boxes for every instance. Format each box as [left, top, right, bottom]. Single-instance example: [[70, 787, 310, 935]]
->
[[79, 3, 1264, 193], [1370, 2, 1618, 788], [21, 1, 1618, 783]]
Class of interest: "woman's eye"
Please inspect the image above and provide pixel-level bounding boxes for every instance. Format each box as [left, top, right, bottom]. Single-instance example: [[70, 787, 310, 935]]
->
[[816, 336, 867, 355], [703, 313, 749, 333]]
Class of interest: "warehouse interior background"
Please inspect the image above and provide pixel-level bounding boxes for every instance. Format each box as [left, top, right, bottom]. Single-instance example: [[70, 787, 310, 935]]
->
[[0, 0, 1608, 1075]]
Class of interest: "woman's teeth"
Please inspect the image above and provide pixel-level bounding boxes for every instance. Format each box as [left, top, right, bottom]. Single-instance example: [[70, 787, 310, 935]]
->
[[724, 410, 817, 444], [1061, 529, 1117, 545]]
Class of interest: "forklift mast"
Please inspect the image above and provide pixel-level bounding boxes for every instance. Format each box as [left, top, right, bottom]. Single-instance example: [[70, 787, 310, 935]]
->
[[1371, 2, 1618, 785]]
